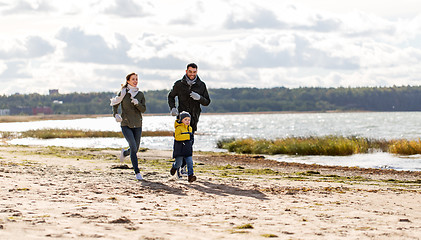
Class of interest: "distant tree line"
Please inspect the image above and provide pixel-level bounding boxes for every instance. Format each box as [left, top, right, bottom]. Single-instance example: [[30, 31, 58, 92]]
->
[[205, 86, 421, 112], [0, 86, 420, 115]]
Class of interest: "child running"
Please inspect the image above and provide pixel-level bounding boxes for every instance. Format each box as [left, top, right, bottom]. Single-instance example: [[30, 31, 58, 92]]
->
[[170, 111, 196, 182]]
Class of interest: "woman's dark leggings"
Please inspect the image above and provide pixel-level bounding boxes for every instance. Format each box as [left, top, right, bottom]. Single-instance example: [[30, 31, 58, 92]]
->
[[121, 126, 142, 174]]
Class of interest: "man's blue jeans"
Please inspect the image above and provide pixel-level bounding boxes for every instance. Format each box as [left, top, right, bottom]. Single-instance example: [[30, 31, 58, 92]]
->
[[173, 156, 193, 176], [121, 126, 142, 174]]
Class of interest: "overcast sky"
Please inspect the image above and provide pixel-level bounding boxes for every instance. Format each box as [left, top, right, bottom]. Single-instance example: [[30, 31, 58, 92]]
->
[[1, 0, 420, 95]]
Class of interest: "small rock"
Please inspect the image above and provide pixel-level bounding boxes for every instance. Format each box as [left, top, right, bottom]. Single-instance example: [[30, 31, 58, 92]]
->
[[111, 165, 132, 169], [109, 216, 132, 224]]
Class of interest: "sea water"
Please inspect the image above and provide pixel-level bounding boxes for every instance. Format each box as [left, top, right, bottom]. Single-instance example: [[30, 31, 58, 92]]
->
[[1, 112, 420, 171]]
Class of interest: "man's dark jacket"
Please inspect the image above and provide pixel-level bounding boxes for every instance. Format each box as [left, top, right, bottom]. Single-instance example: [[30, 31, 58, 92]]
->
[[168, 75, 211, 132]]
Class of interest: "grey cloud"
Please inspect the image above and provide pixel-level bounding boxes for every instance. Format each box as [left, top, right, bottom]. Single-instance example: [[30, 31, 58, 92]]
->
[[25, 36, 55, 58], [0, 61, 31, 80], [237, 35, 359, 70], [143, 37, 174, 51], [94, 68, 127, 80], [136, 55, 187, 70], [193, 61, 217, 70], [237, 46, 292, 68], [104, 0, 149, 18], [225, 7, 342, 32], [56, 28, 133, 64], [170, 16, 194, 25], [225, 8, 286, 29], [169, 1, 203, 25], [295, 15, 342, 32], [2, 0, 54, 15], [140, 73, 171, 81], [344, 25, 396, 38], [0, 36, 54, 59], [92, 68, 169, 84]]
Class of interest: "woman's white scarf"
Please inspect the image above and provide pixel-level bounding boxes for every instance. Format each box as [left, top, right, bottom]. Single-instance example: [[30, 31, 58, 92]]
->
[[110, 85, 139, 106]]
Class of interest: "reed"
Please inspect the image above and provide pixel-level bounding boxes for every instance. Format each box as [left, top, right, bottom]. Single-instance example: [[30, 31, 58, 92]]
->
[[0, 131, 17, 139], [20, 128, 173, 139], [0, 114, 108, 123], [142, 130, 173, 137], [217, 136, 402, 156], [389, 139, 421, 155]]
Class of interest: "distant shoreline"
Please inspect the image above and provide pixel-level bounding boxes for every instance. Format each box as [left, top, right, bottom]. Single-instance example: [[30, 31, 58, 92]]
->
[[1, 110, 417, 123]]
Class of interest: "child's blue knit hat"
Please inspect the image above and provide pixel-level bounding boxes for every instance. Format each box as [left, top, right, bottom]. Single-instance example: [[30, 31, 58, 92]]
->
[[179, 111, 191, 122]]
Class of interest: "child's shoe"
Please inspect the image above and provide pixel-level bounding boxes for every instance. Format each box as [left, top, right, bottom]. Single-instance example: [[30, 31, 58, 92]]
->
[[135, 173, 143, 180], [180, 166, 188, 176], [188, 175, 196, 182], [177, 169, 182, 179], [170, 167, 176, 176]]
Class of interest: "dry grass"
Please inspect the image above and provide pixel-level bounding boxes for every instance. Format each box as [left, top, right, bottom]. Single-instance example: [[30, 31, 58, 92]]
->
[[218, 136, 375, 156], [19, 129, 173, 139], [389, 139, 421, 155], [217, 136, 421, 156], [0, 114, 108, 123]]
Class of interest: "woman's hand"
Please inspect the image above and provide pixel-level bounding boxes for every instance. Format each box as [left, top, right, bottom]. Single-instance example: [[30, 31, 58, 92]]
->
[[131, 99, 139, 105], [115, 114, 123, 122]]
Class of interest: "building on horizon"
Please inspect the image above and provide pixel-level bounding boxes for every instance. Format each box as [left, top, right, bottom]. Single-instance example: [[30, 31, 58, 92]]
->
[[32, 107, 53, 115], [49, 89, 59, 95]]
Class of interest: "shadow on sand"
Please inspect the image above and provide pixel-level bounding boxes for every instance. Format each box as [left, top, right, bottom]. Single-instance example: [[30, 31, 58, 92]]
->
[[138, 179, 187, 196], [127, 171, 268, 200], [184, 180, 269, 200]]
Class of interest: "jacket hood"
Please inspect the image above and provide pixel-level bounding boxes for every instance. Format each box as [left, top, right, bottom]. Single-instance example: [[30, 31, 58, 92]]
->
[[174, 119, 184, 128], [174, 119, 191, 130]]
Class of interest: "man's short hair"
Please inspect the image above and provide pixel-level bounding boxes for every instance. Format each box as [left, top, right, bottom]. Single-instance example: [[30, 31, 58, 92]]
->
[[187, 63, 198, 69]]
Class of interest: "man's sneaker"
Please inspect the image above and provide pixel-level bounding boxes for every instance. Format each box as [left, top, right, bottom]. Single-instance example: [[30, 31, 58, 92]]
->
[[180, 166, 188, 176], [176, 169, 182, 179], [188, 175, 196, 182], [135, 173, 143, 180], [119, 148, 125, 163], [170, 167, 176, 176]]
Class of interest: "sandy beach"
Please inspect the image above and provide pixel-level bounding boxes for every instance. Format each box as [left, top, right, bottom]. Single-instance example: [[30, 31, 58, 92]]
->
[[0, 144, 420, 239]]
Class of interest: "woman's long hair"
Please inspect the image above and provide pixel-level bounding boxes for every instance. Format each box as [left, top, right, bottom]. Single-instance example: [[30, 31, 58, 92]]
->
[[122, 72, 137, 89]]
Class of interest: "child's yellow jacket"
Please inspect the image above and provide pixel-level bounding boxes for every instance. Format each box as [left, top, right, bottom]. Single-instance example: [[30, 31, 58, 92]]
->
[[173, 120, 193, 158]]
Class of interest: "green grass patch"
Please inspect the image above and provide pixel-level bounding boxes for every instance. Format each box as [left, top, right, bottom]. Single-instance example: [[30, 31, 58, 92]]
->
[[30, 146, 118, 160], [207, 165, 281, 178], [382, 179, 421, 184], [299, 170, 320, 175], [236, 223, 254, 229], [239, 168, 280, 175], [139, 158, 173, 170], [261, 234, 278, 238]]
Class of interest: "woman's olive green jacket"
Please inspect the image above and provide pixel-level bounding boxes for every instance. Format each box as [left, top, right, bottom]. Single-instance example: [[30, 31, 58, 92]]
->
[[112, 89, 146, 128]]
